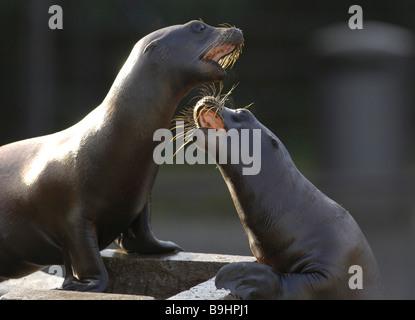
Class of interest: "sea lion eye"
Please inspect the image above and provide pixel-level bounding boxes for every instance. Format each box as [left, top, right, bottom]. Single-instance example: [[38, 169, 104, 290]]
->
[[236, 109, 251, 120], [191, 21, 206, 33], [271, 138, 279, 149]]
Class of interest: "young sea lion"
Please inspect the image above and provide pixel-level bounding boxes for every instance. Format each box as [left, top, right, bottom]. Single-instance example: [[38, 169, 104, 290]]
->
[[186, 89, 384, 299], [0, 21, 243, 292]]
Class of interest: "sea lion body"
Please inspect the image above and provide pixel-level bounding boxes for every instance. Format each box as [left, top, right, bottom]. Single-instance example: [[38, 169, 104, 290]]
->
[[191, 95, 384, 299], [0, 21, 243, 291]]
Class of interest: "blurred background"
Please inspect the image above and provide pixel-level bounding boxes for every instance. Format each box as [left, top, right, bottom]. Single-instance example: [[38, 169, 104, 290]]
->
[[1, 0, 415, 299]]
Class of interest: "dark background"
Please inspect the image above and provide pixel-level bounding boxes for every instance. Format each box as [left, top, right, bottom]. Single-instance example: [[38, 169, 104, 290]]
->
[[1, 0, 415, 299]]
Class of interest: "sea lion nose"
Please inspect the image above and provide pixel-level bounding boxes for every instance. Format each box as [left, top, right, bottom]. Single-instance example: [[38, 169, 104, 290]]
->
[[229, 28, 244, 42]]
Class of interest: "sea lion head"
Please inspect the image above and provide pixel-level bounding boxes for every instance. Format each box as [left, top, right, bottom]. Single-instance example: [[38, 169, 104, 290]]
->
[[139, 20, 244, 89], [175, 85, 288, 178]]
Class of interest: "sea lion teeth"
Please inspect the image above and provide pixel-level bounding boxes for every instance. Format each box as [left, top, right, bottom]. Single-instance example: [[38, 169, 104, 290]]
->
[[203, 44, 235, 63]]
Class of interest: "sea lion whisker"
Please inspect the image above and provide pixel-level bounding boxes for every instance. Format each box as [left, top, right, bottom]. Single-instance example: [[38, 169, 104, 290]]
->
[[171, 114, 188, 122], [170, 120, 198, 141], [220, 83, 238, 104], [217, 81, 224, 97], [199, 83, 216, 98], [242, 102, 255, 110], [172, 136, 196, 158], [188, 84, 216, 108], [216, 30, 241, 69], [171, 121, 195, 134], [170, 130, 188, 143], [219, 23, 233, 29], [188, 94, 205, 105], [170, 118, 187, 129], [186, 127, 198, 137]]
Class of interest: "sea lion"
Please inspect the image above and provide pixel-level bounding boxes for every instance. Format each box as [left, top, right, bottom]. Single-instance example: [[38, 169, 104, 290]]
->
[[186, 89, 384, 299], [0, 21, 243, 292]]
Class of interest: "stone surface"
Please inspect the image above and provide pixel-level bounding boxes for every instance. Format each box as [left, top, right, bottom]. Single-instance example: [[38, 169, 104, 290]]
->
[[0, 271, 63, 296], [0, 250, 255, 300], [0, 288, 154, 300], [167, 277, 239, 300], [101, 249, 256, 299]]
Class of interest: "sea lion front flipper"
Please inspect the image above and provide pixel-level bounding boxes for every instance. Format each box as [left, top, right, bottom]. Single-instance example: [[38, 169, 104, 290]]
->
[[60, 220, 109, 292], [215, 262, 281, 299], [114, 196, 184, 254], [216, 261, 334, 300]]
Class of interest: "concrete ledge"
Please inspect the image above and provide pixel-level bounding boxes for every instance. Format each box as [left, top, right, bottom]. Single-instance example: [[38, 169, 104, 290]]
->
[[0, 270, 63, 296], [0, 289, 154, 300], [167, 277, 238, 300], [0, 250, 255, 300], [101, 249, 255, 299]]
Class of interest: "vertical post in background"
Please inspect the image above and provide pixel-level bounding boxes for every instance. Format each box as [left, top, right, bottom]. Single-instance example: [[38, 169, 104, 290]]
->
[[311, 21, 414, 219], [18, 0, 56, 138]]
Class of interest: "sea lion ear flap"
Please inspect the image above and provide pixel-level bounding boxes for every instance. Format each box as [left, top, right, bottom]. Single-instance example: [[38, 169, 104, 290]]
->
[[143, 40, 158, 54]]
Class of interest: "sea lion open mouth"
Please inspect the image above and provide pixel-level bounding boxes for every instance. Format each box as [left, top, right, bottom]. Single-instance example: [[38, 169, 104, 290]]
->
[[171, 84, 243, 144], [200, 25, 243, 71], [193, 96, 226, 130], [201, 44, 239, 70]]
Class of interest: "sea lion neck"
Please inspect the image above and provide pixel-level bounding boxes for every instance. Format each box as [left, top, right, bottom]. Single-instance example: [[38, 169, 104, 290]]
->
[[100, 48, 185, 131], [101, 77, 182, 132], [218, 150, 308, 223]]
